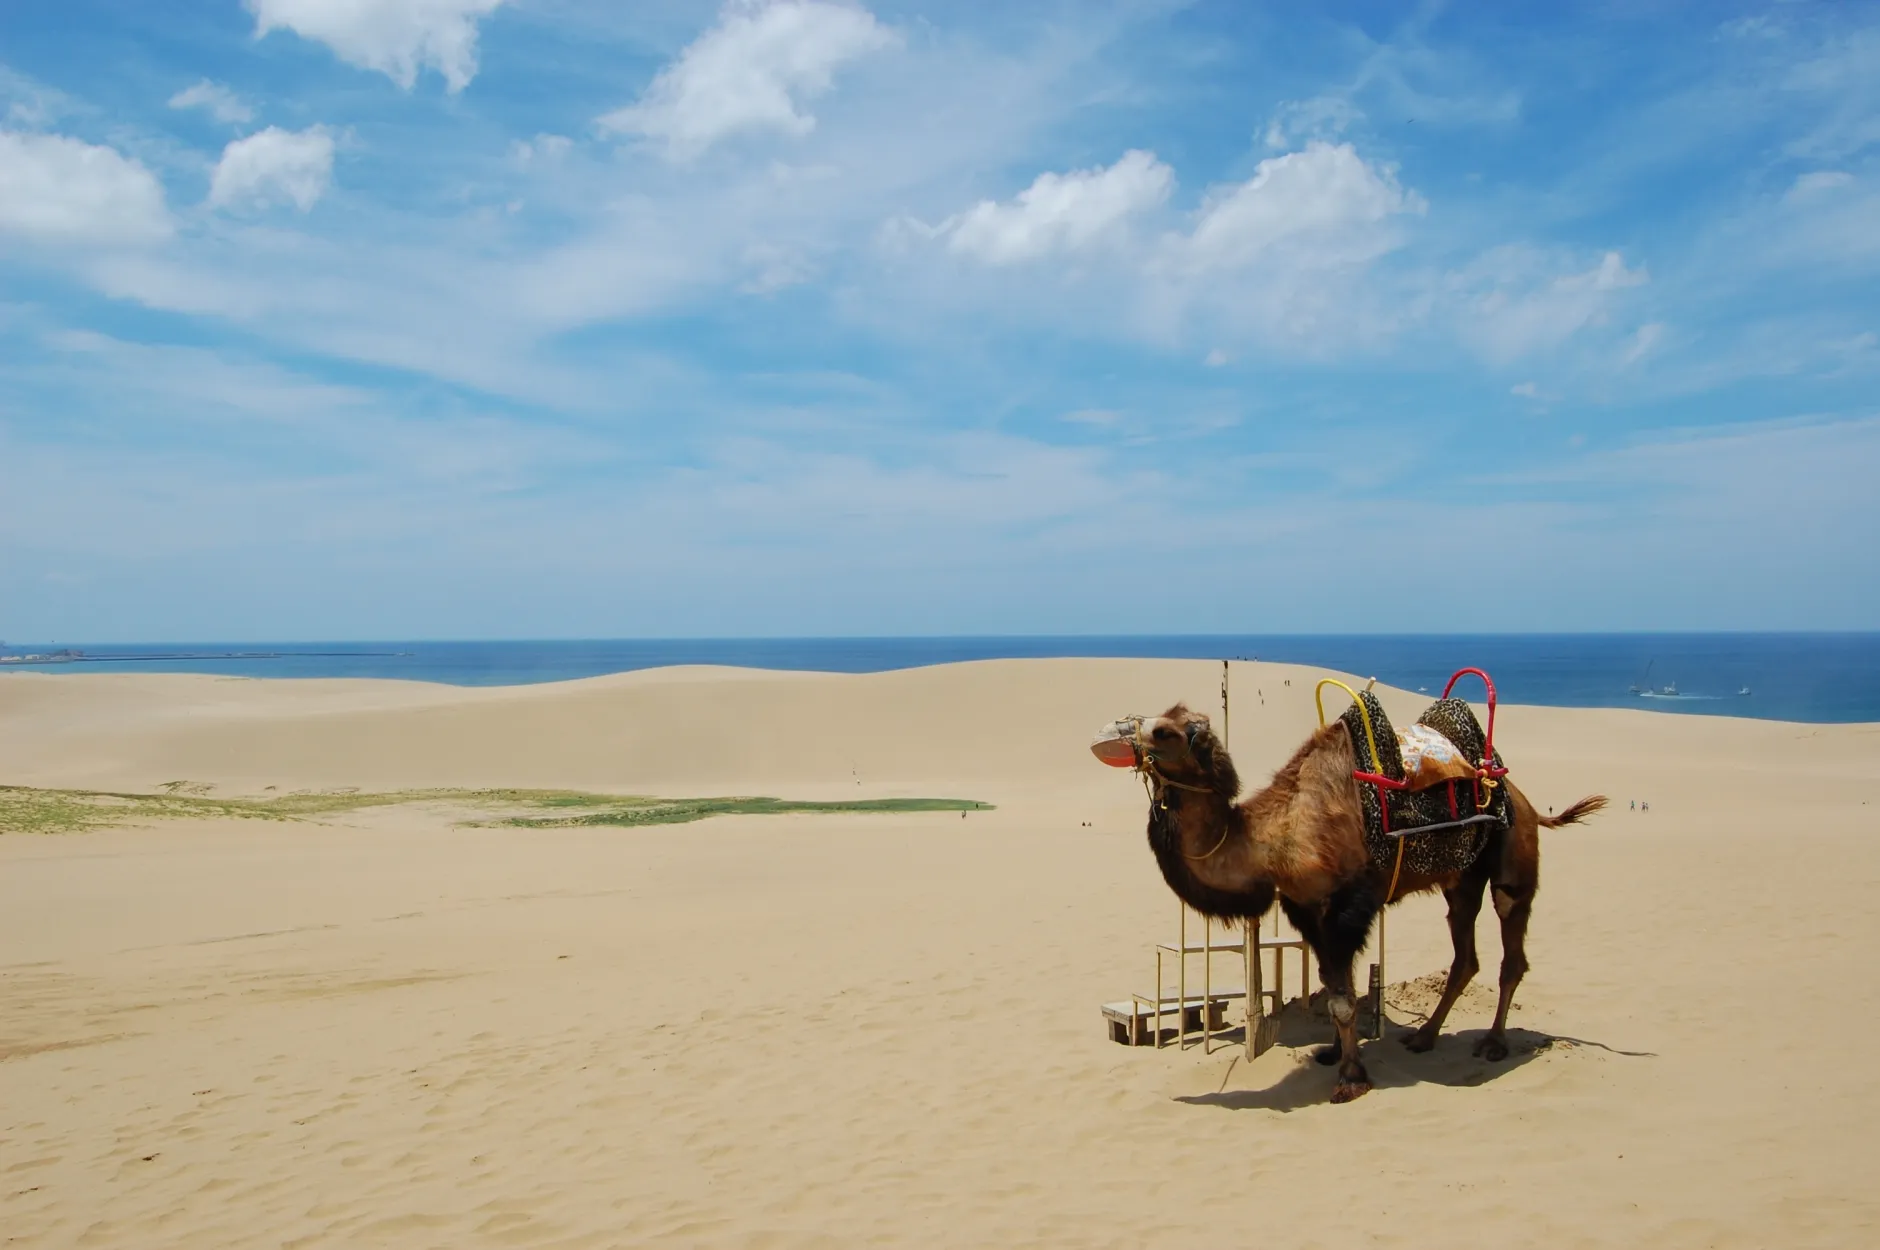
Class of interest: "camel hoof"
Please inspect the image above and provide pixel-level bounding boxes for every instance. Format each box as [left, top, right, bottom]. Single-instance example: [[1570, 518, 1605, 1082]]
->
[[1472, 1035, 1509, 1062], [1400, 1028, 1436, 1053], [1330, 1079, 1373, 1104], [1313, 1043, 1341, 1066]]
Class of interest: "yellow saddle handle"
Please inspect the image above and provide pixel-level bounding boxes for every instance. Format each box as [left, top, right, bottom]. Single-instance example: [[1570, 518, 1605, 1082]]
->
[[1316, 678, 1386, 775]]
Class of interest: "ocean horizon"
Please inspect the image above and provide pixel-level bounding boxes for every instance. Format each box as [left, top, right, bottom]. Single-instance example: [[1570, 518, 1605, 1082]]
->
[[4, 633, 1878, 725]]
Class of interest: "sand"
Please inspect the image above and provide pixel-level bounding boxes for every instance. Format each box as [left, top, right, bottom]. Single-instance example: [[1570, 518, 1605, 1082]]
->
[[2, 658, 1878, 1248]]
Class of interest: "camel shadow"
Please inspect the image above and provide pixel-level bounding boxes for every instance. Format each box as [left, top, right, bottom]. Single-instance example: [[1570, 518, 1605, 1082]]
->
[[1177, 1008, 1642, 1114]]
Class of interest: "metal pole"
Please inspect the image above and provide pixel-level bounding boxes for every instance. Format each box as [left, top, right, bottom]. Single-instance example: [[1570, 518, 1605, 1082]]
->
[[1221, 660, 1230, 749], [1215, 659, 1228, 1054]]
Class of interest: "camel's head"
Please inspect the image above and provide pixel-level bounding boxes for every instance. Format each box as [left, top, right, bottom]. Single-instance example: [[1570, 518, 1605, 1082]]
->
[[1091, 702, 1236, 795]]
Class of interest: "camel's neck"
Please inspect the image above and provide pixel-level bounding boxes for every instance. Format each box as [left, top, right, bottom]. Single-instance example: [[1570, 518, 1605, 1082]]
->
[[1143, 726, 1360, 920], [1144, 785, 1274, 922]]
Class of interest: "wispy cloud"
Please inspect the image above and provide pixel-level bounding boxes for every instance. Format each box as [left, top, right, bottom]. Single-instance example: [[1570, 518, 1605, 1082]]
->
[[510, 133, 571, 165], [168, 80, 254, 126], [1450, 249, 1648, 363], [1622, 322, 1665, 366], [0, 64, 78, 129]]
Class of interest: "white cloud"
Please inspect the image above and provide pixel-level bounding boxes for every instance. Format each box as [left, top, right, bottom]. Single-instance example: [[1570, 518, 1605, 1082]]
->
[[942, 149, 1172, 264], [1263, 96, 1363, 149], [510, 132, 572, 164], [1203, 347, 1228, 367], [167, 80, 255, 125], [1718, 15, 1783, 41], [247, 0, 505, 92], [1171, 142, 1421, 274], [1508, 380, 1562, 404], [1453, 248, 1647, 362], [1, 65, 78, 129], [13, 2, 1110, 390], [1764, 169, 1880, 267], [1061, 407, 1123, 426], [890, 141, 1422, 353], [1786, 169, 1855, 200], [740, 242, 814, 293], [0, 130, 171, 246], [209, 125, 336, 212], [598, 1, 897, 161], [1780, 27, 1880, 162], [1623, 321, 1665, 365]]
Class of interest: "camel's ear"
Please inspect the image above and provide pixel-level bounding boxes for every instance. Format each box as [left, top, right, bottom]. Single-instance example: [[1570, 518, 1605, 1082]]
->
[[1186, 718, 1216, 773]]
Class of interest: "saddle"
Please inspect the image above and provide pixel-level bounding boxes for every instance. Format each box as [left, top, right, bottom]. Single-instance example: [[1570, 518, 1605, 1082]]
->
[[1337, 690, 1510, 886]]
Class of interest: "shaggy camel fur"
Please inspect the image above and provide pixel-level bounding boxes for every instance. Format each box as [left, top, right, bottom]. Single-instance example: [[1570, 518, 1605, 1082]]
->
[[1130, 703, 1605, 1104]]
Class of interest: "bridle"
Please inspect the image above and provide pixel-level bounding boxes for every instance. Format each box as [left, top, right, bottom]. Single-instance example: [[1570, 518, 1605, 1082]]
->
[[1120, 715, 1233, 861]]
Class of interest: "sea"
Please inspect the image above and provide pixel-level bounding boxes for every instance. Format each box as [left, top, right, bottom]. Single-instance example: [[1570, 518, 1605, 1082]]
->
[[3, 634, 1877, 724]]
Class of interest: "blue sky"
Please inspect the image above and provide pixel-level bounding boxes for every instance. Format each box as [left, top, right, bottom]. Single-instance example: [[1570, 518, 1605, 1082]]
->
[[1, 0, 1877, 641]]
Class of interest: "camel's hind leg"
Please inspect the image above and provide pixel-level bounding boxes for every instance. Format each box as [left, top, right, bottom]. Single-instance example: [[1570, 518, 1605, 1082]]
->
[[1476, 884, 1532, 1061], [1401, 872, 1488, 1053]]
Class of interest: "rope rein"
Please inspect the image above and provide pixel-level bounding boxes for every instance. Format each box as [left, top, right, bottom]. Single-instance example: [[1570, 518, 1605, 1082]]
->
[[1130, 730, 1234, 862]]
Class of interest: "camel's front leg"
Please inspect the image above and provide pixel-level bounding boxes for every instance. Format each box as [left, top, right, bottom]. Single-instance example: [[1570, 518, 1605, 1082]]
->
[[1278, 899, 1342, 1067], [1288, 885, 1380, 1102], [1320, 956, 1371, 1102], [1476, 884, 1533, 1061]]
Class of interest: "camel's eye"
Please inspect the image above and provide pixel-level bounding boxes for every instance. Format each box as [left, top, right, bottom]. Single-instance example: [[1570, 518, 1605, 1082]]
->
[[1151, 725, 1177, 742]]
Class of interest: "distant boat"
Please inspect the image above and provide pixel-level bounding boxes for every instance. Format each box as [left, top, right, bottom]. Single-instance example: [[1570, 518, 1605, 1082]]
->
[[1738, 686, 1751, 696], [1629, 661, 1677, 696]]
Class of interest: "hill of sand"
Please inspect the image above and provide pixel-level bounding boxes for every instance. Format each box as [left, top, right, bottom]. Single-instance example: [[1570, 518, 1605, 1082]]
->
[[3, 659, 1878, 1247]]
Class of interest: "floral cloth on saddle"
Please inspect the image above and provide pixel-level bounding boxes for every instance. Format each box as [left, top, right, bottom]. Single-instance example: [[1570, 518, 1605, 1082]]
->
[[1397, 722, 1480, 789]]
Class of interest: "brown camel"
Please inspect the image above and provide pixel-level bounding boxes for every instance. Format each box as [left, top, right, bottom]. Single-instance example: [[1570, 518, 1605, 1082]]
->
[[1105, 702, 1605, 1104]]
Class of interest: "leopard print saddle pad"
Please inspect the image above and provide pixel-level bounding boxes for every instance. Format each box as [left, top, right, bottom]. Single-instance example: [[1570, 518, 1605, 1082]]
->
[[1338, 692, 1509, 881]]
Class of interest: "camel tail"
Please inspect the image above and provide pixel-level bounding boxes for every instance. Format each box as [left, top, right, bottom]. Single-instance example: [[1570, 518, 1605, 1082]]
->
[[1538, 794, 1608, 828]]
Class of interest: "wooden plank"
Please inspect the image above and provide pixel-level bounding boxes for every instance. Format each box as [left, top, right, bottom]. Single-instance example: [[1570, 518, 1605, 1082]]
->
[[1104, 994, 1243, 1020]]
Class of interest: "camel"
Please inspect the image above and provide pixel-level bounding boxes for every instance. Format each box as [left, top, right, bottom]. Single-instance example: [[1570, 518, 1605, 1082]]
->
[[1100, 701, 1605, 1104]]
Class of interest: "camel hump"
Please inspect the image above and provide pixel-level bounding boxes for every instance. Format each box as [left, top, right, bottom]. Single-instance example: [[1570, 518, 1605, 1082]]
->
[[1337, 691, 1403, 779], [1415, 697, 1497, 770]]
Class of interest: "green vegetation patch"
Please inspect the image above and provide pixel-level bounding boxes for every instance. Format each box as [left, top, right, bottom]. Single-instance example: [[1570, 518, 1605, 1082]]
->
[[492, 796, 994, 829], [0, 784, 991, 837]]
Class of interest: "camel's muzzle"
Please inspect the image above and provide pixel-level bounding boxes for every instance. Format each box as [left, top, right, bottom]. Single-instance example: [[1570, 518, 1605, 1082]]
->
[[1091, 716, 1146, 769]]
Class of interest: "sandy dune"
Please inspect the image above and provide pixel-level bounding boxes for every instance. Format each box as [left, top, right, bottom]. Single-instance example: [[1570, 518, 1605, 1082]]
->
[[3, 659, 1878, 1247]]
